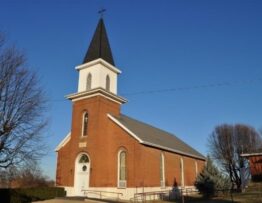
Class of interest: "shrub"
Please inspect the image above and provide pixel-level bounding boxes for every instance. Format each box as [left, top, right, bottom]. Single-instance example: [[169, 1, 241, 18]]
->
[[195, 156, 231, 198], [0, 187, 66, 203]]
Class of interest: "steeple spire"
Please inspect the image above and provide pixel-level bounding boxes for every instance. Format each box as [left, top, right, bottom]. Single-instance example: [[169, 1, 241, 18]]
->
[[83, 18, 115, 66]]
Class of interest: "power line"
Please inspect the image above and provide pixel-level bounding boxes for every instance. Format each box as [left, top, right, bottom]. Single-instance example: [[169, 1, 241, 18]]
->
[[49, 77, 262, 102], [121, 77, 262, 96]]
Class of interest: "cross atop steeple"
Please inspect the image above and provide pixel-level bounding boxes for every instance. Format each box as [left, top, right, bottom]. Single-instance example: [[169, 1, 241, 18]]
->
[[82, 18, 115, 65], [98, 8, 106, 18]]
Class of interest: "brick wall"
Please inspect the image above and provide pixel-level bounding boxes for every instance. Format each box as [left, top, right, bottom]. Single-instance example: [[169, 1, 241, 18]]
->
[[248, 156, 262, 176], [56, 95, 205, 188]]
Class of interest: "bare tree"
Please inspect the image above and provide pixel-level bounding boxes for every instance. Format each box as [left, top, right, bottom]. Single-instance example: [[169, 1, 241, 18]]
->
[[0, 162, 54, 188], [208, 124, 262, 190], [0, 33, 47, 168]]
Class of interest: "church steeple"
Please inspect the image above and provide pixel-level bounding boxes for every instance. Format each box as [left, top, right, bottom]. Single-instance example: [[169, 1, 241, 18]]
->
[[83, 18, 115, 66], [69, 18, 126, 106]]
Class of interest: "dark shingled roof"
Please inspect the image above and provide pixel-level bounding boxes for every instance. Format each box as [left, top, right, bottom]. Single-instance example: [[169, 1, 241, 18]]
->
[[112, 114, 205, 160], [83, 18, 115, 65]]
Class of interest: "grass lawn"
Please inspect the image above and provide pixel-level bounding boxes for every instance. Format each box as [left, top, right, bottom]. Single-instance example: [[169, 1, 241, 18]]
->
[[143, 192, 262, 203], [144, 182, 262, 203], [84, 192, 262, 203], [118, 191, 261, 203], [82, 182, 262, 203]]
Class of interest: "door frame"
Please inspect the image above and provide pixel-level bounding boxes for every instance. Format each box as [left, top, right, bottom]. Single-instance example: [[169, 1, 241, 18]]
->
[[74, 153, 91, 196]]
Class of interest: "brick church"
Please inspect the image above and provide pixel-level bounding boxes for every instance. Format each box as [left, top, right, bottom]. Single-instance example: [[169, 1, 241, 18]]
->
[[55, 18, 205, 200]]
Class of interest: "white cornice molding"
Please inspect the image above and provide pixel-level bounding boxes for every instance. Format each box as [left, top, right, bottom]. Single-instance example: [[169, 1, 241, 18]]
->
[[241, 152, 262, 157], [66, 88, 127, 104], [108, 114, 206, 161], [55, 132, 71, 152], [75, 58, 121, 74]]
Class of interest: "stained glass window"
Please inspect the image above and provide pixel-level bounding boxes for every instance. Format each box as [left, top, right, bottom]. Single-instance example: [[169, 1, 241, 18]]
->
[[82, 112, 88, 136], [119, 151, 126, 181]]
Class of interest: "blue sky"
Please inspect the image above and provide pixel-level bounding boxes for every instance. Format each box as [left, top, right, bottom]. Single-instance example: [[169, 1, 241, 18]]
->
[[1, 0, 262, 179]]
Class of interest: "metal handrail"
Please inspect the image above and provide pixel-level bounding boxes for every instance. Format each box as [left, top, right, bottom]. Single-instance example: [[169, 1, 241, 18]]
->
[[82, 189, 123, 201], [132, 190, 170, 202]]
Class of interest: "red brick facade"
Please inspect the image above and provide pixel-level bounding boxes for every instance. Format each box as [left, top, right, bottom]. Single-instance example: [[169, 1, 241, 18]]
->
[[248, 156, 262, 177], [56, 95, 205, 189]]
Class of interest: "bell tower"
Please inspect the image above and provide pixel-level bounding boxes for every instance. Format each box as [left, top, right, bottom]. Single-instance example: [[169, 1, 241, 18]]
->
[[63, 18, 127, 190], [76, 18, 120, 94], [67, 18, 126, 106]]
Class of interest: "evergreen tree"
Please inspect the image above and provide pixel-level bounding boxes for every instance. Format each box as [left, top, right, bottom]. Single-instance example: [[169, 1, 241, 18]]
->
[[195, 156, 231, 197]]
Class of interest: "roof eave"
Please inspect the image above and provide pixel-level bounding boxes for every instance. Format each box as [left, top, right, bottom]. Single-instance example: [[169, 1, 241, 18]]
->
[[76, 58, 121, 74], [55, 132, 71, 152], [108, 114, 206, 160], [241, 152, 262, 157], [141, 141, 205, 160]]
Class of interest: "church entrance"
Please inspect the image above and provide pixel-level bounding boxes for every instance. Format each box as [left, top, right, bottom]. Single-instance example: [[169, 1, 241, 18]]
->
[[74, 153, 90, 196]]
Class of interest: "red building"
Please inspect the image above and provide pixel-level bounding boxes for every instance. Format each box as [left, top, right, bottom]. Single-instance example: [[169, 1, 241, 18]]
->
[[55, 18, 205, 200], [241, 153, 262, 181]]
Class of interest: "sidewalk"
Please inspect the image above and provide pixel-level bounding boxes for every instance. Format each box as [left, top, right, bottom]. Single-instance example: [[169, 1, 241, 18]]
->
[[33, 198, 106, 203]]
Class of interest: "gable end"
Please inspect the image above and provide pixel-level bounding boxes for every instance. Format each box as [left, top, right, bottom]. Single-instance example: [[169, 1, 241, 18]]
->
[[107, 114, 143, 143]]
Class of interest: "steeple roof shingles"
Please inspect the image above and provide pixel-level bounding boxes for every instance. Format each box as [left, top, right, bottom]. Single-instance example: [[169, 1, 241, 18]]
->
[[83, 18, 115, 66]]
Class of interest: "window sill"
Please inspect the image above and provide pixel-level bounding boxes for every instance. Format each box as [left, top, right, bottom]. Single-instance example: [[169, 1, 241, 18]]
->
[[117, 187, 127, 189]]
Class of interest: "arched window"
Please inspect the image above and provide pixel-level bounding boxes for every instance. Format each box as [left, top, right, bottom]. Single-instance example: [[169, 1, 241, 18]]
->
[[79, 154, 89, 163], [180, 157, 184, 186], [86, 73, 92, 90], [82, 112, 88, 136], [118, 150, 127, 188], [160, 152, 165, 188], [106, 75, 110, 91], [195, 161, 198, 178]]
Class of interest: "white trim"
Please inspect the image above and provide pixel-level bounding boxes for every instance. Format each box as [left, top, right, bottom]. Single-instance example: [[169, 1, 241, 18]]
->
[[180, 157, 184, 187], [66, 88, 127, 104], [76, 58, 121, 74], [55, 132, 71, 151], [160, 152, 165, 188], [74, 153, 91, 196], [241, 153, 262, 157], [71, 92, 124, 104], [195, 161, 198, 178], [107, 114, 143, 143]]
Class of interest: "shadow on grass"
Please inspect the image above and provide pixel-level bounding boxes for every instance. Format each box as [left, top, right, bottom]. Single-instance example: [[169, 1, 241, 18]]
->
[[57, 196, 128, 203], [57, 195, 240, 203], [165, 195, 237, 203]]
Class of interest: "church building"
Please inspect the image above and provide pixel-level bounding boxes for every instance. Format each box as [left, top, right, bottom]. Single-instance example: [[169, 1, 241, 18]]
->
[[55, 18, 206, 200]]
